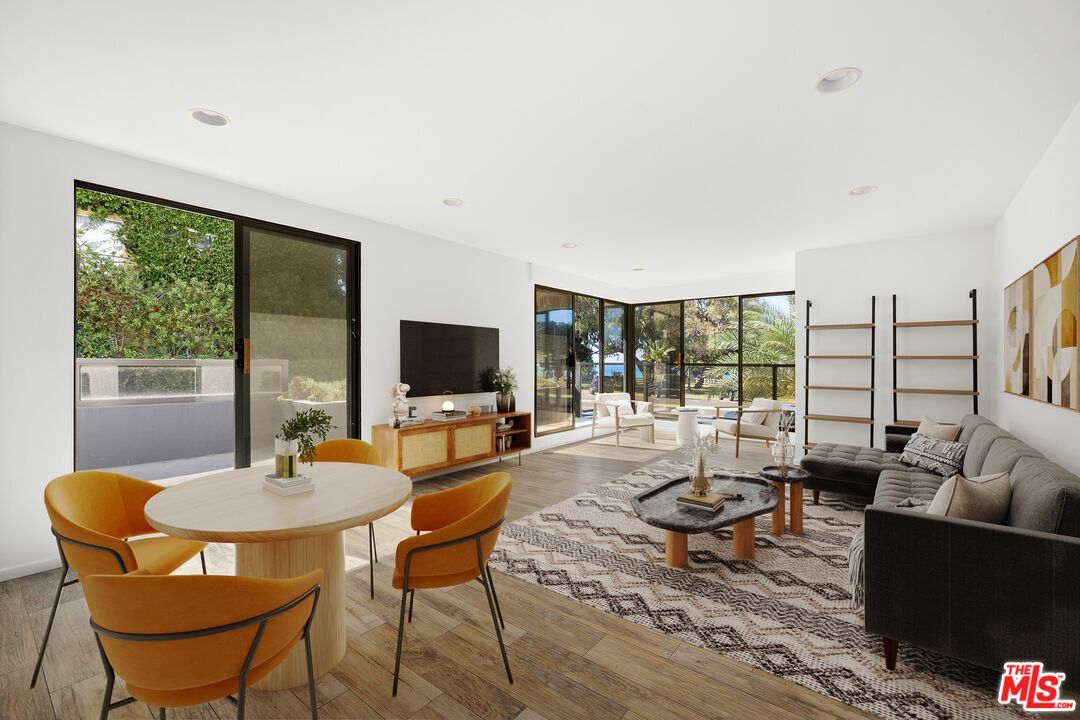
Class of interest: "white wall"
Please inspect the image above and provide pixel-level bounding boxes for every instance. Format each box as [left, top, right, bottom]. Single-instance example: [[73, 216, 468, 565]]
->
[[992, 101, 1080, 471], [794, 228, 996, 451]]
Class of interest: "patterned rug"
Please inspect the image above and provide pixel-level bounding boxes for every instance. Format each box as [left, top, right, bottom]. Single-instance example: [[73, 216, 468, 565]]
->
[[490, 458, 1021, 720]]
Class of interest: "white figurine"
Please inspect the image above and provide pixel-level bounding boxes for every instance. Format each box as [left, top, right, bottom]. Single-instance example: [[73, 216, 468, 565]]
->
[[391, 383, 411, 425]]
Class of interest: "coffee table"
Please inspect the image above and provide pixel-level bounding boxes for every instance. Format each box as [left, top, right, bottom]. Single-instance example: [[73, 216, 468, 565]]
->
[[631, 474, 778, 566], [760, 465, 811, 535]]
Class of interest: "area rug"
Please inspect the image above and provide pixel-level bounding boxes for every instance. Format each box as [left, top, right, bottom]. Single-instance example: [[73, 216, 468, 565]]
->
[[490, 458, 1021, 720]]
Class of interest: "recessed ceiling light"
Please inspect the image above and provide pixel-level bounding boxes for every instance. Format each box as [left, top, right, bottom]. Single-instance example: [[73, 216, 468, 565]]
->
[[849, 185, 879, 196], [442, 197, 464, 207], [816, 67, 862, 94], [189, 108, 230, 126], [561, 242, 577, 249], [632, 267, 646, 272]]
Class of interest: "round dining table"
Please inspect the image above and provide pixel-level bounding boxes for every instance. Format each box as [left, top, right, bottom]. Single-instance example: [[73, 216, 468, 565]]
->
[[144, 461, 412, 690]]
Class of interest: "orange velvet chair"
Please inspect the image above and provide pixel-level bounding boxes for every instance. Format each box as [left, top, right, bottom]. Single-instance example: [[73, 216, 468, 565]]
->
[[32, 471, 208, 688], [312, 438, 382, 598], [391, 472, 513, 696], [82, 569, 322, 720]]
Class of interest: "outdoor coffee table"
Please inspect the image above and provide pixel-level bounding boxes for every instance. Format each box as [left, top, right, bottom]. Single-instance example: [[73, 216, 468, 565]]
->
[[760, 465, 811, 535], [631, 473, 778, 567]]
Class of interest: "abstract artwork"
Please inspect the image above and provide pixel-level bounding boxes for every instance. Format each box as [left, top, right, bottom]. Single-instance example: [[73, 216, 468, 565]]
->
[[1004, 272, 1031, 396], [1031, 237, 1078, 409]]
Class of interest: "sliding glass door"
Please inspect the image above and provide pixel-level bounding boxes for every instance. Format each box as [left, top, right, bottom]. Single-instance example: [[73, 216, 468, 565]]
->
[[245, 228, 357, 463], [534, 287, 628, 436], [535, 287, 575, 434], [74, 183, 359, 477]]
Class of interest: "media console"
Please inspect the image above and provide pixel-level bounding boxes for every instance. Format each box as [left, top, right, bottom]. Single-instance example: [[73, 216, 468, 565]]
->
[[371, 411, 531, 478]]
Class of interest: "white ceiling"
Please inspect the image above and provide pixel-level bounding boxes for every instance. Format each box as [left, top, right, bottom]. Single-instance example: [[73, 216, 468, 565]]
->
[[3, 1, 1080, 287]]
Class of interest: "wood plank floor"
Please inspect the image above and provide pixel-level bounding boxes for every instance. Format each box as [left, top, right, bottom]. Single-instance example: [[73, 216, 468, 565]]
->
[[0, 433, 876, 720]]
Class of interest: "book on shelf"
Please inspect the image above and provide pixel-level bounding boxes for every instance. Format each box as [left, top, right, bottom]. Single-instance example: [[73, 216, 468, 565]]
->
[[676, 491, 726, 512]]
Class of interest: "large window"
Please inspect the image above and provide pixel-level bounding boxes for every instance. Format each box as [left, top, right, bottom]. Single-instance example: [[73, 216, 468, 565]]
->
[[683, 296, 739, 411], [534, 287, 627, 436], [634, 303, 682, 418], [75, 184, 359, 478]]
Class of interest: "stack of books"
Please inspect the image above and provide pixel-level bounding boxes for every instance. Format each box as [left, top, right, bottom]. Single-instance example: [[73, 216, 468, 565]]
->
[[676, 491, 726, 512], [263, 474, 314, 496], [431, 410, 467, 421]]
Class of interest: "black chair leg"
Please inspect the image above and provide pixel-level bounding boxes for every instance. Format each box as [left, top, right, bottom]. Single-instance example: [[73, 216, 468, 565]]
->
[[368, 524, 375, 600], [407, 590, 415, 623], [392, 584, 409, 697], [304, 630, 318, 720], [480, 565, 513, 685], [159, 708, 166, 720], [370, 523, 378, 563], [486, 565, 505, 630], [200, 550, 207, 575], [31, 557, 70, 688]]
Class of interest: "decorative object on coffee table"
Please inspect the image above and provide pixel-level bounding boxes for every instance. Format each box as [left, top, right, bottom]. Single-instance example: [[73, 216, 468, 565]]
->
[[683, 431, 717, 496], [760, 465, 811, 535], [631, 473, 778, 566]]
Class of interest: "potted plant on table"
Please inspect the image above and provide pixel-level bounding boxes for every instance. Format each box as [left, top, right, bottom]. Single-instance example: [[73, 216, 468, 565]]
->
[[480, 366, 518, 413], [275, 408, 336, 479]]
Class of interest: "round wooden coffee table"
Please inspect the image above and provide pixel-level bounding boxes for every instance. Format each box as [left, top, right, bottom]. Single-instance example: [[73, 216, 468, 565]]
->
[[631, 474, 778, 566], [144, 462, 411, 690], [760, 466, 811, 535]]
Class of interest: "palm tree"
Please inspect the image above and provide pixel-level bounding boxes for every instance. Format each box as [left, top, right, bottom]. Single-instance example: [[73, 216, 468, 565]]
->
[[640, 338, 674, 401]]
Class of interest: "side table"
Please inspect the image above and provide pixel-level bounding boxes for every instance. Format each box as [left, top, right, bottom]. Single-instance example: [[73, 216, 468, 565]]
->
[[759, 466, 811, 535]]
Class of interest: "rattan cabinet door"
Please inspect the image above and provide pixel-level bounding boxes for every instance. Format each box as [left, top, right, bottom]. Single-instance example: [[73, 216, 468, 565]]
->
[[400, 426, 451, 474], [452, 423, 494, 462]]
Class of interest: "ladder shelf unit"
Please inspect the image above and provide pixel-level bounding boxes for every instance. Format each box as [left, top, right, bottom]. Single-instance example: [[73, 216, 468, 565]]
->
[[803, 298, 876, 449], [892, 290, 978, 426]]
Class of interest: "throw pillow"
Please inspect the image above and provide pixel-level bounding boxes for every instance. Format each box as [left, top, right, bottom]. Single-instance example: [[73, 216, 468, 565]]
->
[[740, 408, 769, 424], [926, 472, 1011, 523], [608, 400, 634, 417], [900, 433, 967, 476], [916, 416, 961, 442]]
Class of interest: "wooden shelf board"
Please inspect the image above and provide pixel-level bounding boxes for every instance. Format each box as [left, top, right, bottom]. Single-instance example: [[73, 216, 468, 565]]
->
[[894, 355, 978, 360], [806, 323, 875, 330], [893, 420, 921, 427], [804, 385, 873, 392], [894, 320, 978, 327], [895, 388, 978, 396], [804, 355, 875, 360], [804, 414, 873, 425], [496, 428, 529, 436], [802, 443, 817, 451]]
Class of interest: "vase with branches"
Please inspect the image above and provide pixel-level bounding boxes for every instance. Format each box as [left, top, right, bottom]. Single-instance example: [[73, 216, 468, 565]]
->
[[275, 408, 336, 478], [683, 431, 718, 496]]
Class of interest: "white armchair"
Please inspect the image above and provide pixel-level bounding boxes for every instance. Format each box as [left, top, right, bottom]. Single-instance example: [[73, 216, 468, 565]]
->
[[713, 398, 784, 458], [592, 392, 655, 446]]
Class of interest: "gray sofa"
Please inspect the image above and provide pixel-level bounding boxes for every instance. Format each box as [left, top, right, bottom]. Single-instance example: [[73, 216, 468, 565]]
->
[[814, 415, 1080, 678]]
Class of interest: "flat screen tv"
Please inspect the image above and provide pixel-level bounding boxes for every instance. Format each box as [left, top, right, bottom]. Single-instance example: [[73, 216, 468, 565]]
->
[[400, 320, 499, 397]]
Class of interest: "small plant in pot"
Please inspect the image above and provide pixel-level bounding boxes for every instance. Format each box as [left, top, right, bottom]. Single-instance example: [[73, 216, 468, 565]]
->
[[479, 366, 518, 413], [275, 409, 336, 479]]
